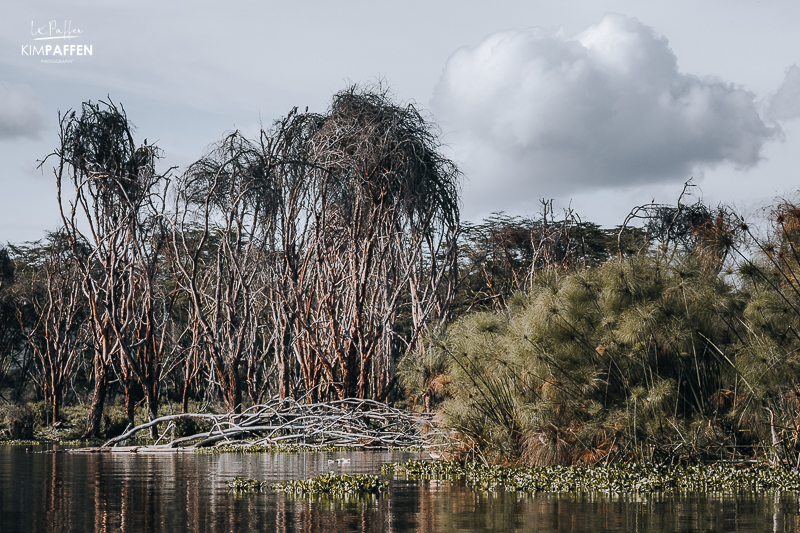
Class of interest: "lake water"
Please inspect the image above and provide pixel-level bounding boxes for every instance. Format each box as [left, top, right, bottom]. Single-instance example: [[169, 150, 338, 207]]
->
[[2, 444, 800, 532]]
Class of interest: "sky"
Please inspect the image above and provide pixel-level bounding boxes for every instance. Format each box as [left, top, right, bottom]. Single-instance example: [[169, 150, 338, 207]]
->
[[2, 1, 800, 243]]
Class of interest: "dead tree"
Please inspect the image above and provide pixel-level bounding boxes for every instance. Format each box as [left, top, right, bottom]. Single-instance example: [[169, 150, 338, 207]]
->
[[125, 212, 176, 437], [45, 100, 171, 437], [171, 86, 460, 407], [268, 85, 460, 401], [101, 397, 445, 450], [171, 132, 275, 414], [619, 180, 741, 272]]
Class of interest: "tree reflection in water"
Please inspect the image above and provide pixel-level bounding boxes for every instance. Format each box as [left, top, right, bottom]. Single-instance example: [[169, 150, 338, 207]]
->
[[2, 446, 800, 532]]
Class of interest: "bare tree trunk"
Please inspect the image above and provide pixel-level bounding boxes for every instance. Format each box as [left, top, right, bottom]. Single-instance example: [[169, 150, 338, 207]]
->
[[276, 330, 292, 399], [84, 348, 108, 438], [120, 357, 136, 427], [224, 363, 242, 413], [51, 384, 62, 425], [49, 100, 172, 439], [144, 379, 159, 439]]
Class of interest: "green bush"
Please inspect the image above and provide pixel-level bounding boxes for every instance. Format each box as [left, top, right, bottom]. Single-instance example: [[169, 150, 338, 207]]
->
[[3, 406, 34, 440], [31, 400, 52, 426], [102, 407, 130, 438]]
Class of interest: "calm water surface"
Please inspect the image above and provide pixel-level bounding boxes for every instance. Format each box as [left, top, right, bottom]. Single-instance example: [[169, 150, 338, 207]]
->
[[2, 444, 800, 532]]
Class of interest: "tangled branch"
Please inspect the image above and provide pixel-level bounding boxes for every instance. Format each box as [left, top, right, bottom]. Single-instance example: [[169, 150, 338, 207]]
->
[[102, 397, 446, 450]]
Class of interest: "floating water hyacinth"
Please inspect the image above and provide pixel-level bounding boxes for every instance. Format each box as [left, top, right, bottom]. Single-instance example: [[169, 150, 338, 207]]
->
[[228, 476, 267, 492], [381, 459, 466, 478], [272, 473, 388, 495], [382, 461, 800, 493], [196, 443, 353, 454]]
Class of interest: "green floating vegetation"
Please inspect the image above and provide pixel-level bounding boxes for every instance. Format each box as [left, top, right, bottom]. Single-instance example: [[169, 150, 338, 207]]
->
[[272, 473, 388, 495], [228, 476, 268, 492], [196, 443, 356, 454], [382, 460, 800, 493], [58, 439, 101, 447], [0, 440, 44, 446], [0, 438, 104, 447], [381, 459, 465, 479]]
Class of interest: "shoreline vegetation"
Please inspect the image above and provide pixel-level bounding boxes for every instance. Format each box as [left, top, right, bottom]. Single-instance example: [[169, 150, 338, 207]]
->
[[225, 460, 800, 497], [382, 460, 800, 493], [2, 84, 800, 471]]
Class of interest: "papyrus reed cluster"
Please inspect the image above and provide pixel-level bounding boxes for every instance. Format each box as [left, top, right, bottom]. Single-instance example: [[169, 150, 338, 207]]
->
[[400, 192, 800, 466]]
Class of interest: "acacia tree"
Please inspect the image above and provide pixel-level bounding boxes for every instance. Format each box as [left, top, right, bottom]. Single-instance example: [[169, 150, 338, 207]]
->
[[0, 248, 22, 396], [269, 85, 461, 401], [46, 100, 171, 437], [12, 234, 86, 425], [456, 204, 616, 315], [256, 109, 324, 400], [171, 132, 275, 413], [125, 211, 175, 437]]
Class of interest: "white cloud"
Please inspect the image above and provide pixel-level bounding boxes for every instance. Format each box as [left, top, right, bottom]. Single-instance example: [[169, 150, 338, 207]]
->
[[0, 82, 47, 140], [767, 65, 800, 122], [432, 14, 779, 216]]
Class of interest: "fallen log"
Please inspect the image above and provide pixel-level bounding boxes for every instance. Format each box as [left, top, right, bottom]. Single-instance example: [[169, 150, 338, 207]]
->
[[100, 397, 450, 451]]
